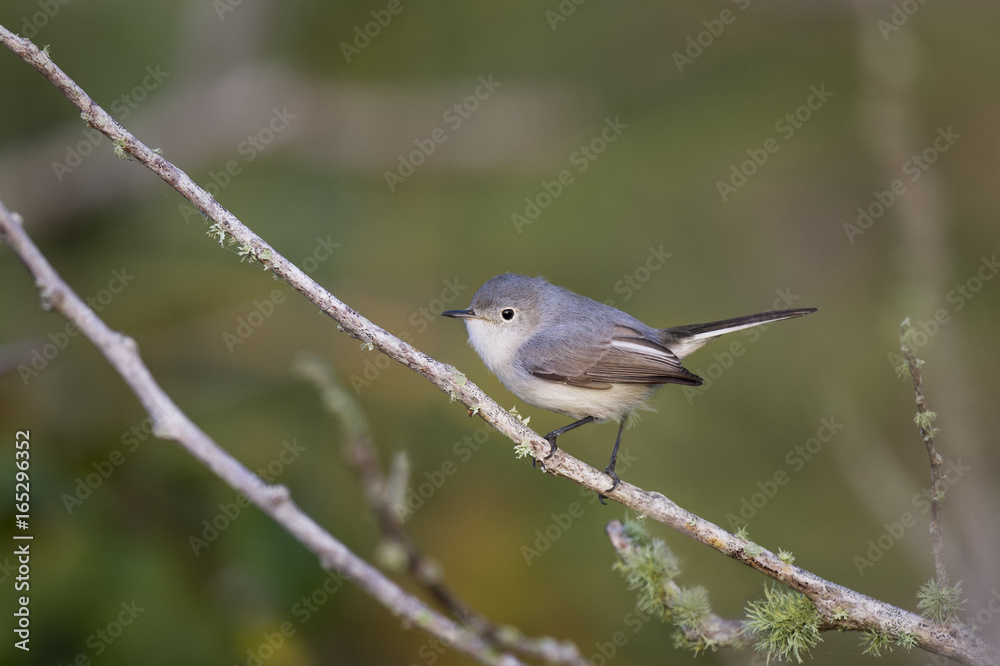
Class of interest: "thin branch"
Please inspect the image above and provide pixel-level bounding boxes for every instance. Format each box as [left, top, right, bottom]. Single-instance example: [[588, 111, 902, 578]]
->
[[292, 352, 588, 666], [0, 26, 994, 666], [0, 201, 522, 666], [852, 0, 950, 594], [899, 319, 949, 588], [853, 0, 997, 612], [606, 521, 752, 650]]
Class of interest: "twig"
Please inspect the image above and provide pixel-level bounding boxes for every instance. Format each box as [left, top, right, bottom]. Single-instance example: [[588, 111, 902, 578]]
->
[[606, 521, 752, 649], [292, 352, 588, 666], [0, 27, 994, 665], [899, 319, 949, 588], [0, 201, 522, 666]]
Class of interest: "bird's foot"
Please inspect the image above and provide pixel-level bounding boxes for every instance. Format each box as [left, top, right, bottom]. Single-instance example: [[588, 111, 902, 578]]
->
[[597, 467, 621, 505], [533, 435, 559, 468]]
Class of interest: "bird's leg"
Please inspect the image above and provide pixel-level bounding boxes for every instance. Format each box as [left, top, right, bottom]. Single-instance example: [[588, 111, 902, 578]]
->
[[538, 416, 596, 462], [597, 419, 627, 504]]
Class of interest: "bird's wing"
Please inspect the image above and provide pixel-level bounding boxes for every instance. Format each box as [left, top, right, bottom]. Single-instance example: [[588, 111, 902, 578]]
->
[[525, 324, 702, 388]]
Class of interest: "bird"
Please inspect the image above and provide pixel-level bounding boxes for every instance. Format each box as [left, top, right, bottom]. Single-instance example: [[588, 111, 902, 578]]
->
[[443, 273, 816, 496]]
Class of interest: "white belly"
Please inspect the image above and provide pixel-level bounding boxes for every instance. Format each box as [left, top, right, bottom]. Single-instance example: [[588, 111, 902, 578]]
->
[[497, 369, 658, 421]]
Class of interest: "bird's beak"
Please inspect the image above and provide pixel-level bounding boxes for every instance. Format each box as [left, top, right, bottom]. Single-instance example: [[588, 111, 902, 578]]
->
[[442, 308, 477, 319]]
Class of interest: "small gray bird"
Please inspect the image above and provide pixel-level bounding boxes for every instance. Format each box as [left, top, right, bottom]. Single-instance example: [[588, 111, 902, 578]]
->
[[443, 273, 815, 495]]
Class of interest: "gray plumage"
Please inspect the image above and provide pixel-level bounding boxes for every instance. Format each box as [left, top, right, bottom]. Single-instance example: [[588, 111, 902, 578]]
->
[[442, 273, 816, 492], [446, 273, 813, 420]]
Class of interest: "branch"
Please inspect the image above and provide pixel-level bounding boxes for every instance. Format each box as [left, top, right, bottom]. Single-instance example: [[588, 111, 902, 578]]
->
[[1, 26, 994, 666], [606, 521, 752, 653], [0, 201, 522, 665], [899, 319, 949, 587], [292, 352, 588, 666], [898, 319, 966, 626]]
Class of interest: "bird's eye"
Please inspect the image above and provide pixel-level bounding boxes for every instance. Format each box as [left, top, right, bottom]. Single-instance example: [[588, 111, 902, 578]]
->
[[501, 308, 515, 321]]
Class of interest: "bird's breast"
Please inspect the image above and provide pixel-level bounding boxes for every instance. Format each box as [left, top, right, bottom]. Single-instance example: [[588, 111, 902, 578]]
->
[[465, 319, 524, 376]]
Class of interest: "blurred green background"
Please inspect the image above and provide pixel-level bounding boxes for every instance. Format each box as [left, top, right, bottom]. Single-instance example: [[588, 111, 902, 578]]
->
[[2, 1, 999, 664]]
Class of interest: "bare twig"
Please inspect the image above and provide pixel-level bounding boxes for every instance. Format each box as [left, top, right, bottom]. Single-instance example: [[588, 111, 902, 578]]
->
[[0, 201, 522, 666], [899, 320, 949, 588], [292, 352, 588, 666], [853, 0, 998, 600], [853, 2, 949, 594], [0, 26, 994, 665]]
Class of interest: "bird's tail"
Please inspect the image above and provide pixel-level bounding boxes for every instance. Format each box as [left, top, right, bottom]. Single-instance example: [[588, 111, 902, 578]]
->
[[658, 308, 816, 358]]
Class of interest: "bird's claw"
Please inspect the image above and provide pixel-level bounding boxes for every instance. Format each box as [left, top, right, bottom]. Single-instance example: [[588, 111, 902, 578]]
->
[[597, 468, 621, 504], [533, 436, 558, 468]]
